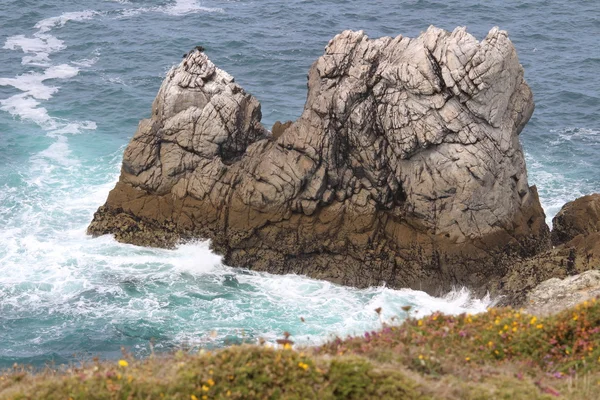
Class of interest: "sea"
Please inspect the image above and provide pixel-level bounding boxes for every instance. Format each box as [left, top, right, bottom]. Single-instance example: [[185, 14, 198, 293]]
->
[[0, 0, 598, 368]]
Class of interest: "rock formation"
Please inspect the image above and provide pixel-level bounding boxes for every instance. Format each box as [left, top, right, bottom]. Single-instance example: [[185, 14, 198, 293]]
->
[[526, 270, 600, 316], [499, 194, 600, 306], [88, 26, 550, 295], [551, 194, 600, 246]]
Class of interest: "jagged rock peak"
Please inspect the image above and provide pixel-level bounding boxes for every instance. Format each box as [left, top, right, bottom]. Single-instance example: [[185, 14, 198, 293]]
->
[[88, 27, 549, 295]]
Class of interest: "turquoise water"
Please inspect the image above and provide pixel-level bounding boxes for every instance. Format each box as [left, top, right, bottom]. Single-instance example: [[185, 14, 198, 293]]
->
[[0, 0, 598, 368]]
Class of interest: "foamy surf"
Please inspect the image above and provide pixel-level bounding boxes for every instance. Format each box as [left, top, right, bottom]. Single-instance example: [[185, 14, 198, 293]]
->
[[117, 0, 224, 18], [1, 9, 99, 133], [526, 127, 600, 224], [0, 136, 493, 366], [34, 10, 98, 34], [161, 0, 224, 15]]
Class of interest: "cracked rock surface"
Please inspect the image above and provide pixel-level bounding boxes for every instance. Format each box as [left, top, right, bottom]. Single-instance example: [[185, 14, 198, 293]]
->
[[88, 27, 550, 295]]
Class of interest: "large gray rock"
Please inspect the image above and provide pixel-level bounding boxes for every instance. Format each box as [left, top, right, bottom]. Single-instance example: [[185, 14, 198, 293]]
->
[[88, 27, 549, 295]]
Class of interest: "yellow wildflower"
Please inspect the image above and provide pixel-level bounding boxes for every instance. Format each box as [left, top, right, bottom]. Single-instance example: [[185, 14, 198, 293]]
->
[[202, 385, 210, 392], [418, 354, 424, 360], [488, 341, 494, 347], [503, 324, 509, 331], [191, 395, 198, 400], [530, 316, 537, 325], [418, 320, 423, 326], [536, 324, 543, 329], [283, 343, 292, 350], [465, 357, 470, 362], [118, 360, 129, 368], [207, 378, 215, 386], [573, 314, 579, 321], [512, 327, 518, 332], [227, 391, 231, 396], [298, 362, 309, 370]]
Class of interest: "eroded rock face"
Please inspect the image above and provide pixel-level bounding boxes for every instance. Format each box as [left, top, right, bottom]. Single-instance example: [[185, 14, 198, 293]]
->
[[89, 26, 549, 295]]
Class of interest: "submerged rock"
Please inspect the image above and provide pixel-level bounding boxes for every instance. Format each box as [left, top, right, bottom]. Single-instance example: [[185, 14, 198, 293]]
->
[[89, 27, 550, 295]]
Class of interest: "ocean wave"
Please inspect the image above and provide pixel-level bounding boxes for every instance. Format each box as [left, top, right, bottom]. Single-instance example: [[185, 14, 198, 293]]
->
[[3, 34, 65, 67], [0, 9, 100, 132], [549, 127, 600, 145], [117, 0, 224, 18], [161, 0, 224, 16], [0, 64, 81, 130], [34, 10, 98, 34]]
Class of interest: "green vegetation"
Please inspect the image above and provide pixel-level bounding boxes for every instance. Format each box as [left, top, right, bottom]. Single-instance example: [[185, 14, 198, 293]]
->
[[3, 299, 600, 399]]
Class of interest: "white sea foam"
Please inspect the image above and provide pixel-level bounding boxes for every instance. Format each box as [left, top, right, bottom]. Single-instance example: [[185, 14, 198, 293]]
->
[[162, 0, 224, 15], [1, 8, 99, 132], [3, 34, 66, 67], [118, 0, 223, 18], [0, 64, 79, 100], [553, 127, 599, 144], [72, 56, 99, 68], [34, 10, 98, 33], [0, 64, 83, 129], [3, 10, 97, 68], [526, 127, 600, 224], [0, 94, 54, 128], [35, 136, 79, 167]]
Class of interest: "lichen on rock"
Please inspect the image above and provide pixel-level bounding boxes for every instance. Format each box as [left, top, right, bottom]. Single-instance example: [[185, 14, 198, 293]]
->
[[88, 26, 550, 296]]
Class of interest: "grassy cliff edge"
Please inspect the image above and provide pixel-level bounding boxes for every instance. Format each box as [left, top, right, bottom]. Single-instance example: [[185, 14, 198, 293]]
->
[[3, 299, 600, 399]]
